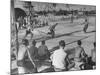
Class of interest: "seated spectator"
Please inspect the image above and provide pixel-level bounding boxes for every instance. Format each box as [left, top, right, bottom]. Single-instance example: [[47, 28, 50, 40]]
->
[[73, 40, 87, 70], [50, 40, 67, 71], [28, 40, 38, 60], [74, 40, 87, 62], [17, 39, 29, 74], [23, 40, 38, 73], [38, 40, 50, 60]]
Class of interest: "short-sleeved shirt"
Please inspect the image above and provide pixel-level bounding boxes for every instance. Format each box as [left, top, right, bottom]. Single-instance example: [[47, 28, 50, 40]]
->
[[51, 48, 67, 69]]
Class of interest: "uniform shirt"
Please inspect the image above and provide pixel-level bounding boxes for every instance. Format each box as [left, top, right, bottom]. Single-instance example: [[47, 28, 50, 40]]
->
[[51, 48, 67, 69]]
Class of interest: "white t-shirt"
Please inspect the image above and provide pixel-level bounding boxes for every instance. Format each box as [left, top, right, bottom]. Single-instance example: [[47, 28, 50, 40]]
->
[[17, 45, 27, 60], [51, 48, 67, 69]]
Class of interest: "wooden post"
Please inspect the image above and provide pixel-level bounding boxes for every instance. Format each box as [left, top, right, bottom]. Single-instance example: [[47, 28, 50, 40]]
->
[[11, 0, 19, 57]]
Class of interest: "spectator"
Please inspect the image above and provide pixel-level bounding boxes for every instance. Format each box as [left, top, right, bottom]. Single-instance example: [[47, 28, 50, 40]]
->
[[50, 40, 67, 71], [38, 40, 50, 60], [28, 40, 38, 60], [17, 39, 29, 74], [73, 40, 87, 70], [22, 40, 38, 73], [74, 40, 86, 61]]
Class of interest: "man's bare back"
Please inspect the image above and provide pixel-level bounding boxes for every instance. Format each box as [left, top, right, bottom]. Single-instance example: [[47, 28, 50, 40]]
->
[[75, 47, 82, 58]]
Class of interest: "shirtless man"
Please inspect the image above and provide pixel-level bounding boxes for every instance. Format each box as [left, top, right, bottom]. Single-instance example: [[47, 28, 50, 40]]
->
[[17, 39, 37, 74], [74, 40, 87, 70], [79, 42, 96, 70]]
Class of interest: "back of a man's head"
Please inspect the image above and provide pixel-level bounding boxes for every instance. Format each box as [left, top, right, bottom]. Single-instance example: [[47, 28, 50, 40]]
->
[[32, 40, 36, 46], [59, 40, 65, 48], [42, 40, 45, 45], [85, 19, 87, 22], [22, 39, 29, 46], [77, 40, 82, 46]]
